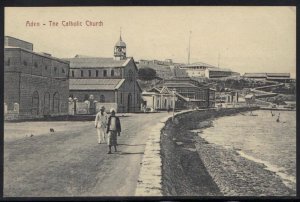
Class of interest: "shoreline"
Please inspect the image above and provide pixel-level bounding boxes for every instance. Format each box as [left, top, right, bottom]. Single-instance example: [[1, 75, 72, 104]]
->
[[161, 107, 295, 196]]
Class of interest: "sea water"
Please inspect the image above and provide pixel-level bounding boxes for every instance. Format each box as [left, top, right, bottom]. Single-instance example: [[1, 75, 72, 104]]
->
[[199, 110, 296, 190]]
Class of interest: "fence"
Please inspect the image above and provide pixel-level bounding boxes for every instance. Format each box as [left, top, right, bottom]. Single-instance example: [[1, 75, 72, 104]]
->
[[4, 102, 20, 120], [95, 102, 118, 113], [68, 101, 118, 115]]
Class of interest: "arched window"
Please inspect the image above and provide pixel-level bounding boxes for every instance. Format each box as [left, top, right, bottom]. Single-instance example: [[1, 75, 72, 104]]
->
[[44, 92, 50, 115], [100, 95, 105, 102], [32, 91, 39, 115], [53, 92, 60, 113]]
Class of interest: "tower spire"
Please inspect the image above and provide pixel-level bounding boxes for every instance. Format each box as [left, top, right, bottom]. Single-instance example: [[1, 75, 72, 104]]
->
[[120, 27, 122, 41], [114, 27, 126, 60]]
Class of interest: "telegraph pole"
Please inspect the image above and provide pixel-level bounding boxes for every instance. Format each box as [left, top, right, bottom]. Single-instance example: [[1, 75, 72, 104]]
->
[[188, 30, 192, 64], [218, 51, 220, 68]]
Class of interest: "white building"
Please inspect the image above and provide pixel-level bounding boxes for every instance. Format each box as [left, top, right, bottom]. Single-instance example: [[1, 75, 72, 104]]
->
[[142, 86, 177, 111], [179, 62, 239, 78]]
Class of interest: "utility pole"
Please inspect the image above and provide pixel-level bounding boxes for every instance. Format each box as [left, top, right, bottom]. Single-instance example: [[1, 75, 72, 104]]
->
[[188, 30, 192, 64], [218, 51, 220, 68]]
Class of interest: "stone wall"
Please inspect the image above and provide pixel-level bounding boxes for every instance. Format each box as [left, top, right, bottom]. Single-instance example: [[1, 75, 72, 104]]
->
[[160, 107, 259, 196]]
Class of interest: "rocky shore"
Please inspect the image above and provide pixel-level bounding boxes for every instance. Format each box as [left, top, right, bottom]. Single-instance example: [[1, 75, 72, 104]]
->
[[161, 107, 295, 196]]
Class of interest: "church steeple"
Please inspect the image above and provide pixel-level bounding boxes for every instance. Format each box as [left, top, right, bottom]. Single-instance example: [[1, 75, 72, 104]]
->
[[114, 28, 126, 60]]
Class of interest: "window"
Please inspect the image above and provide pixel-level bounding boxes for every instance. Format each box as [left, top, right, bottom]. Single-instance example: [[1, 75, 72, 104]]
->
[[23, 60, 27, 66], [96, 70, 99, 77], [100, 95, 105, 102], [89, 70, 91, 77], [120, 92, 123, 104], [72, 71, 74, 77], [111, 70, 114, 76], [45, 65, 48, 70], [62, 68, 65, 73], [81, 70, 84, 77], [103, 70, 107, 77], [54, 67, 57, 73], [34, 62, 38, 68]]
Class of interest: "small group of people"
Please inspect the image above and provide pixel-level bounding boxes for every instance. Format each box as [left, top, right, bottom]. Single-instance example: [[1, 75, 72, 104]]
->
[[94, 106, 121, 154]]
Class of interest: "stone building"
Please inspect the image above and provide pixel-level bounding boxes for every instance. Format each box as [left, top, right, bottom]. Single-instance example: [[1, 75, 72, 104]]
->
[[179, 62, 239, 78], [4, 36, 70, 120], [156, 78, 215, 109], [142, 86, 177, 111], [65, 35, 142, 113], [136, 59, 188, 79], [243, 73, 291, 83]]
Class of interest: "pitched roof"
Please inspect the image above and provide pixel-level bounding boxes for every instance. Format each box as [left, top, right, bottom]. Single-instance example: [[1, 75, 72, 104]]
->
[[243, 73, 267, 78], [266, 77, 291, 80], [207, 67, 233, 72], [69, 79, 125, 90], [162, 82, 200, 89], [64, 57, 130, 68], [266, 73, 290, 77]]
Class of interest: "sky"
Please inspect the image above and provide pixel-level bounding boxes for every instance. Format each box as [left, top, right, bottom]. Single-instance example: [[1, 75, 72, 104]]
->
[[5, 6, 296, 78]]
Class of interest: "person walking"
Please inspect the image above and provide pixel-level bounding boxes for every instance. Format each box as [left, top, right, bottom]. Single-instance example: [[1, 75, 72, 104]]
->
[[95, 106, 108, 144], [106, 108, 121, 154]]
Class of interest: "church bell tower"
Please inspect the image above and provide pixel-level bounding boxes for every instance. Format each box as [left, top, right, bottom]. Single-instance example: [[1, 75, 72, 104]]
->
[[114, 29, 126, 60]]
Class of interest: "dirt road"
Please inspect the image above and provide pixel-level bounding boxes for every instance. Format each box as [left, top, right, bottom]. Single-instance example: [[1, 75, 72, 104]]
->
[[4, 112, 171, 197]]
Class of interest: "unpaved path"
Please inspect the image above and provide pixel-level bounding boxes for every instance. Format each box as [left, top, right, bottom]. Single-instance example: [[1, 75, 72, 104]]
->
[[4, 112, 170, 197]]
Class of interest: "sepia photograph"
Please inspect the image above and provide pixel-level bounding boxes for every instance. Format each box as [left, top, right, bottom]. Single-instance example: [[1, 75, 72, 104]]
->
[[3, 5, 296, 198]]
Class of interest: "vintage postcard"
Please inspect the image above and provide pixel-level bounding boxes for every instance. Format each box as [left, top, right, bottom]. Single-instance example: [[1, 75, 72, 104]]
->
[[3, 6, 296, 198]]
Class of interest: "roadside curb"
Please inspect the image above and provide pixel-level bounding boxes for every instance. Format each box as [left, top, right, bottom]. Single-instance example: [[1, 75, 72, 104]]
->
[[135, 110, 193, 196]]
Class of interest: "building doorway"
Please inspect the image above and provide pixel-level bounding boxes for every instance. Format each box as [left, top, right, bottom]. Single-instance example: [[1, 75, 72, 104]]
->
[[127, 93, 132, 113], [53, 92, 60, 114], [44, 92, 50, 115]]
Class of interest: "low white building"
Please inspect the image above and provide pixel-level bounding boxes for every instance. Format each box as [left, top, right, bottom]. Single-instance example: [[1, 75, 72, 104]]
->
[[179, 62, 239, 78], [142, 86, 177, 111]]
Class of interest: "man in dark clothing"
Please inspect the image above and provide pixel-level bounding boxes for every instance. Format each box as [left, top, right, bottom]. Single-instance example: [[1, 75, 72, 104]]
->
[[106, 108, 121, 154]]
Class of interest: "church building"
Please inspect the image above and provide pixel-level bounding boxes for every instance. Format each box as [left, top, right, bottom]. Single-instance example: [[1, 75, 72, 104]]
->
[[65, 34, 142, 113]]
